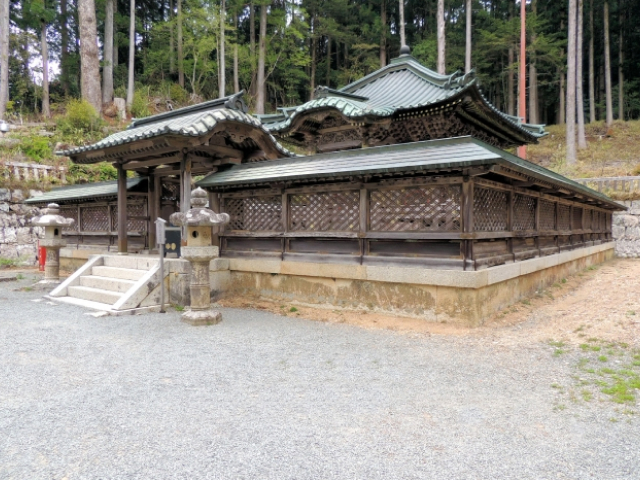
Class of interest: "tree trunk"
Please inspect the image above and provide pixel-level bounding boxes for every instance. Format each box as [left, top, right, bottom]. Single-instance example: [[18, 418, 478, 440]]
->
[[169, 0, 174, 73], [310, 14, 316, 100], [177, 0, 184, 88], [233, 12, 239, 93], [127, 0, 136, 108], [566, 0, 577, 164], [528, 0, 538, 124], [588, 0, 595, 122], [465, 0, 471, 72], [219, 0, 225, 98], [399, 0, 405, 47], [255, 3, 267, 114], [59, 0, 70, 96], [577, 0, 587, 148], [559, 67, 565, 124], [103, 0, 114, 104], [437, 0, 445, 74], [380, 0, 386, 67], [618, 3, 624, 120], [249, 1, 256, 96], [78, 0, 102, 113], [603, 1, 613, 127], [507, 47, 514, 116], [41, 22, 50, 118], [326, 36, 331, 86]]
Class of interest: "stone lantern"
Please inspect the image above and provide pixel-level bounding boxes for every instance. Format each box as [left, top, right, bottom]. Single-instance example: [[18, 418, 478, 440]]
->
[[170, 187, 230, 325], [32, 203, 75, 283]]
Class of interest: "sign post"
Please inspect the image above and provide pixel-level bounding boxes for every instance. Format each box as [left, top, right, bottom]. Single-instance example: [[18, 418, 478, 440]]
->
[[155, 218, 167, 313]]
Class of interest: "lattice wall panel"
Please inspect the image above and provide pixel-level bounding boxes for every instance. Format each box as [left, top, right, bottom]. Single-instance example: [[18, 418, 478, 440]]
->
[[112, 203, 148, 232], [127, 203, 147, 232], [81, 206, 109, 232], [558, 204, 571, 230], [513, 194, 536, 231], [539, 200, 556, 230], [289, 191, 359, 232], [573, 207, 583, 229], [59, 206, 79, 232], [370, 185, 461, 232], [223, 196, 282, 231], [474, 188, 508, 231]]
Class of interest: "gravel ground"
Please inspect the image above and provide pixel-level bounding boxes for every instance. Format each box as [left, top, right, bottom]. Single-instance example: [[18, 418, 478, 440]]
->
[[1, 275, 638, 480]]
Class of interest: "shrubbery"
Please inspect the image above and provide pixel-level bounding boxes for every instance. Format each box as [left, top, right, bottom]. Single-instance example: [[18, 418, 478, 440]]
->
[[56, 99, 101, 134]]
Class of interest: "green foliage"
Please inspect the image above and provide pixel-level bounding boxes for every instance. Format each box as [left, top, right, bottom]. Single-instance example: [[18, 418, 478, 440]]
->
[[57, 99, 101, 134], [131, 89, 151, 118], [20, 136, 52, 162], [67, 163, 118, 184]]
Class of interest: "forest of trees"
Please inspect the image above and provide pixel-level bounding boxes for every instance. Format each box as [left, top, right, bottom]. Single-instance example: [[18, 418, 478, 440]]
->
[[0, 0, 637, 130]]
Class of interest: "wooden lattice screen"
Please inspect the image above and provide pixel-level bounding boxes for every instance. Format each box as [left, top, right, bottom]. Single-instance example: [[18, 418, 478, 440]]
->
[[224, 196, 282, 231], [289, 191, 359, 232], [572, 207, 583, 230], [539, 200, 556, 231], [81, 206, 110, 231], [513, 194, 536, 231], [474, 188, 508, 231], [558, 204, 571, 230], [370, 185, 461, 232], [112, 203, 148, 232], [58, 206, 79, 232]]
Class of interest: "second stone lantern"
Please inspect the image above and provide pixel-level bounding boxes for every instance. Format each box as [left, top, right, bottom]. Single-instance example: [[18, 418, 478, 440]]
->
[[32, 203, 75, 284], [170, 187, 230, 325]]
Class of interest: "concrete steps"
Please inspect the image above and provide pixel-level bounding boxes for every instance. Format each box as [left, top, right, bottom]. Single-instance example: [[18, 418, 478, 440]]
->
[[68, 285, 123, 304], [47, 255, 165, 314]]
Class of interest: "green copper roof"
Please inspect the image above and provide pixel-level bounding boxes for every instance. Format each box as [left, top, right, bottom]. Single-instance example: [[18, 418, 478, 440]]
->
[[258, 54, 546, 144], [24, 178, 143, 204], [58, 92, 294, 160], [196, 137, 619, 210]]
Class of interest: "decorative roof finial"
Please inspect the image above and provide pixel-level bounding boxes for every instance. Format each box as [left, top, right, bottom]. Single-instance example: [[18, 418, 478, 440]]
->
[[400, 44, 411, 56]]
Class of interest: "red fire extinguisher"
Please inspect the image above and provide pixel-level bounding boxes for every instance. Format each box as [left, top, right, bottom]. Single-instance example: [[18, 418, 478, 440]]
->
[[38, 240, 46, 271]]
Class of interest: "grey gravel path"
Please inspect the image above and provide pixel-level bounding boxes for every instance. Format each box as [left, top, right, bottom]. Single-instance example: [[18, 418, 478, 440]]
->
[[1, 276, 638, 480]]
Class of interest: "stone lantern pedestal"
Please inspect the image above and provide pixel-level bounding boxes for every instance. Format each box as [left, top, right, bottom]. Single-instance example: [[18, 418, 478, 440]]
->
[[170, 188, 229, 325], [32, 203, 75, 284]]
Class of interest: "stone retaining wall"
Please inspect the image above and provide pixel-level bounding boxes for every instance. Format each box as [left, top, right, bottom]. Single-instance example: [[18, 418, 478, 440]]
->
[[0, 188, 43, 265], [613, 201, 640, 258]]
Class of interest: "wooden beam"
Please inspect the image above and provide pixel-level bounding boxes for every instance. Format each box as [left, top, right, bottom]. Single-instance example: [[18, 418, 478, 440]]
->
[[180, 154, 192, 241], [122, 155, 181, 170], [196, 144, 244, 159], [117, 162, 128, 253]]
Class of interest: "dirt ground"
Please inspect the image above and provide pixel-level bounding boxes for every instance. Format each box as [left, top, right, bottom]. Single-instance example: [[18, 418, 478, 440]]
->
[[219, 258, 640, 347]]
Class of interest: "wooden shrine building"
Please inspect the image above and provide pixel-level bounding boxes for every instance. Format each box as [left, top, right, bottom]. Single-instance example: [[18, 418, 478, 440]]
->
[[26, 52, 624, 323]]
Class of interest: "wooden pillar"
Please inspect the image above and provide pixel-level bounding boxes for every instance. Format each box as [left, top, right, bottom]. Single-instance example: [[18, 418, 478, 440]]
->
[[534, 197, 541, 257], [461, 177, 474, 270], [180, 153, 192, 242], [281, 190, 288, 260], [208, 190, 220, 247], [117, 162, 128, 254], [147, 169, 156, 249], [506, 189, 514, 262], [359, 187, 368, 264]]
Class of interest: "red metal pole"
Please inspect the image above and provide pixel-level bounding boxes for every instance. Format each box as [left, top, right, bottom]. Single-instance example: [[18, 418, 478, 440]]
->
[[517, 0, 527, 160]]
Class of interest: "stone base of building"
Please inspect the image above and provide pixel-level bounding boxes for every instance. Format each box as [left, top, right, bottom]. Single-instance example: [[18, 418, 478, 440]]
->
[[57, 243, 614, 327], [223, 243, 615, 327]]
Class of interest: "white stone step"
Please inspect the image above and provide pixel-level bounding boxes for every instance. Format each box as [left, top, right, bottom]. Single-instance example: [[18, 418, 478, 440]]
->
[[103, 255, 158, 270], [68, 286, 123, 305], [79, 275, 136, 293], [92, 266, 148, 281], [48, 296, 114, 312]]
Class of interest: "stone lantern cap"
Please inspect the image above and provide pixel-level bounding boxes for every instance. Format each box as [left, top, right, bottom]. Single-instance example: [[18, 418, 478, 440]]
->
[[32, 203, 75, 228], [170, 188, 230, 227]]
